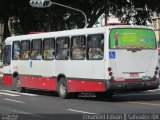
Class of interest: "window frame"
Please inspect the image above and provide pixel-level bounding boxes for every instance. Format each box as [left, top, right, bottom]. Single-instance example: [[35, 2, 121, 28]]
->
[[12, 41, 21, 60], [55, 36, 70, 60], [70, 35, 86, 60], [21, 40, 30, 60], [30, 39, 42, 60], [86, 34, 104, 60], [109, 28, 157, 50], [43, 38, 55, 60]]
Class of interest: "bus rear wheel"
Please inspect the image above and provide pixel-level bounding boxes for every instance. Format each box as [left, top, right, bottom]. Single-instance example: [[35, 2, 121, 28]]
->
[[16, 76, 25, 93], [58, 78, 70, 99]]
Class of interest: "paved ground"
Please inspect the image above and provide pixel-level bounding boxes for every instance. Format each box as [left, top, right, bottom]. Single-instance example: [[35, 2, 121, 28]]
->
[[0, 84, 160, 120]]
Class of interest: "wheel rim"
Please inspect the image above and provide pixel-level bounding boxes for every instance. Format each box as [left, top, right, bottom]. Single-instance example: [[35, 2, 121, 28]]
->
[[59, 82, 66, 96]]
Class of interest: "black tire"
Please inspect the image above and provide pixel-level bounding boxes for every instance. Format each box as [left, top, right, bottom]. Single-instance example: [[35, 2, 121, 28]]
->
[[58, 78, 70, 99], [95, 92, 113, 99], [15, 76, 25, 93]]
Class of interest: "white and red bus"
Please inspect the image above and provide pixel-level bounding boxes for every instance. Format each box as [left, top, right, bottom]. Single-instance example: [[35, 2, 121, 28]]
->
[[2, 25, 159, 98]]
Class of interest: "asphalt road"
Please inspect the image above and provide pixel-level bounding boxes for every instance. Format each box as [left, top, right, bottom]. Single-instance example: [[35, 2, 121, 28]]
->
[[0, 84, 160, 120]]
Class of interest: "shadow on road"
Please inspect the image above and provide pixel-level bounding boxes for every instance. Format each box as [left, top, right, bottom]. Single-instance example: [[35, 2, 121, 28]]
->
[[1, 85, 160, 102], [76, 92, 160, 103], [23, 89, 59, 97]]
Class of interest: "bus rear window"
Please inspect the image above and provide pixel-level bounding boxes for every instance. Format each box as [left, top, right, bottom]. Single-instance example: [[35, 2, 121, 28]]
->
[[109, 28, 156, 49]]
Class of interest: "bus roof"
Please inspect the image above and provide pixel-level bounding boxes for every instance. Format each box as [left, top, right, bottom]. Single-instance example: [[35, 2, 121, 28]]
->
[[5, 25, 154, 42]]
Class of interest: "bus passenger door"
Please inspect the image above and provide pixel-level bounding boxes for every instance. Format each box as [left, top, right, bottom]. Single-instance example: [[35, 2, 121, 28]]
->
[[3, 44, 12, 86]]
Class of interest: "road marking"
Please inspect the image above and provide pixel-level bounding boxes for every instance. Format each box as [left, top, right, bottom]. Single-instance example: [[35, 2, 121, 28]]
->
[[17, 92, 38, 96], [4, 98, 25, 104], [0, 90, 38, 96], [147, 89, 160, 92], [0, 92, 20, 96], [128, 101, 160, 106], [67, 109, 96, 114]]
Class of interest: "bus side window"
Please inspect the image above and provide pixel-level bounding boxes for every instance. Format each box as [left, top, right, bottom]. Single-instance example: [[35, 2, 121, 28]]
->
[[71, 36, 85, 60], [43, 38, 55, 60], [56, 37, 69, 60], [3, 45, 11, 65], [31, 39, 42, 60], [87, 34, 104, 60], [12, 41, 21, 60], [21, 40, 30, 60]]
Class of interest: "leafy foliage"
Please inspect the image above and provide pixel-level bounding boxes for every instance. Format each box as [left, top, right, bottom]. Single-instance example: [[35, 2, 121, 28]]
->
[[0, 0, 159, 41]]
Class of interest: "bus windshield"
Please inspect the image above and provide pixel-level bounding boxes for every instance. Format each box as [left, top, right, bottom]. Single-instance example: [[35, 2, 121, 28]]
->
[[109, 28, 156, 49]]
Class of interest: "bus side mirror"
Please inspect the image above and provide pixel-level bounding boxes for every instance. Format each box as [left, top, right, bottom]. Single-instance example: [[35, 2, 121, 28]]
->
[[29, 0, 52, 8]]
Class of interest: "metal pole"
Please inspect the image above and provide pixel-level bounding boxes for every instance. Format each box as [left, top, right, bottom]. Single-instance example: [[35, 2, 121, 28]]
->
[[51, 2, 87, 28], [105, 0, 109, 26]]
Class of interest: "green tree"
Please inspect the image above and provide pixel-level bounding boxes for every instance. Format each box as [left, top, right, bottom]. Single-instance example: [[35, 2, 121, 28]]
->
[[0, 0, 160, 38]]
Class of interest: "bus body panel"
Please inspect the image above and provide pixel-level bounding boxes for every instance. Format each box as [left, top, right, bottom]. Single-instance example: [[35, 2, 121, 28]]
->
[[2, 26, 159, 94], [3, 74, 12, 86], [68, 80, 105, 92], [67, 61, 86, 78], [85, 60, 105, 79], [114, 50, 158, 80], [106, 27, 159, 91], [20, 75, 57, 91]]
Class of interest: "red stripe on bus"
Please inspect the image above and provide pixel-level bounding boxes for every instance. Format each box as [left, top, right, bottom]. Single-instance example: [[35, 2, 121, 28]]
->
[[20, 76, 57, 91], [68, 80, 105, 92], [3, 75, 12, 86]]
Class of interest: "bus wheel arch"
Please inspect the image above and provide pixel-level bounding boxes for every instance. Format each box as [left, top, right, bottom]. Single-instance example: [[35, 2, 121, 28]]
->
[[57, 74, 67, 84], [12, 72, 19, 89], [13, 72, 25, 93], [13, 72, 19, 78]]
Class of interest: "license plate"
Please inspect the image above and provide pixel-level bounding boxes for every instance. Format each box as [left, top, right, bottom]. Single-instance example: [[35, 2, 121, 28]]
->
[[130, 73, 139, 77]]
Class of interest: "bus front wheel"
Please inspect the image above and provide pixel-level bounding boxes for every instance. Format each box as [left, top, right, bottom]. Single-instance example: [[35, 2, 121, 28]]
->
[[58, 78, 70, 99]]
